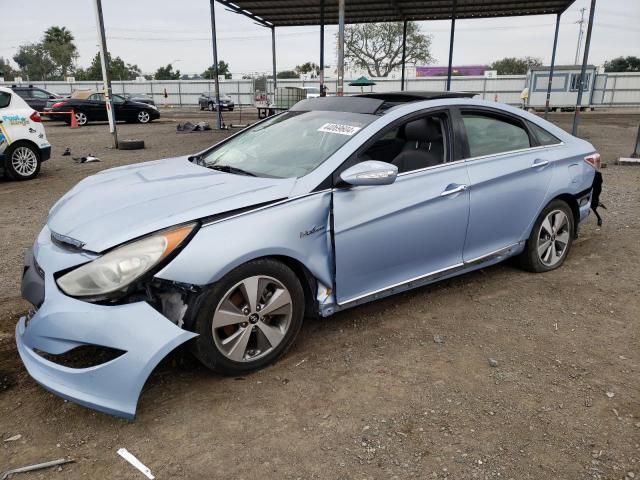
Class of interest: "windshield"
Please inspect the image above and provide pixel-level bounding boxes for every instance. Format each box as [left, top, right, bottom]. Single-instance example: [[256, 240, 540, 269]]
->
[[200, 110, 375, 178]]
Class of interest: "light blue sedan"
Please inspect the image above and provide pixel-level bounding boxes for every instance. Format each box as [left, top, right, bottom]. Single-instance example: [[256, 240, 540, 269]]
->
[[17, 93, 600, 418]]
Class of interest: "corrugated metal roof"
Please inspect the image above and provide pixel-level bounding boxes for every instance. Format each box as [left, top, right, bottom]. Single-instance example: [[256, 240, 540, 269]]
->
[[218, 0, 575, 27]]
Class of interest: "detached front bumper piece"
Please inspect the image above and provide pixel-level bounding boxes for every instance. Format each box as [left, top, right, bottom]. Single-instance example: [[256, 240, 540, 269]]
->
[[15, 226, 197, 419]]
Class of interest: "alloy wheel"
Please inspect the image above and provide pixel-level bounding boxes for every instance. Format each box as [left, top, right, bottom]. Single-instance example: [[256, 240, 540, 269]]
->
[[75, 112, 88, 125], [137, 111, 150, 123], [537, 209, 571, 267], [212, 275, 293, 362], [11, 147, 38, 177]]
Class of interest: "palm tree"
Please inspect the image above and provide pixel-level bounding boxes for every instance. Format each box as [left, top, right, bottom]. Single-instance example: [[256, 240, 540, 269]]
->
[[43, 26, 77, 78]]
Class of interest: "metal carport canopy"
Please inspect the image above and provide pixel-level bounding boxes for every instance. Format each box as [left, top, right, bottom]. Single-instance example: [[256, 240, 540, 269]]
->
[[217, 0, 575, 27], [213, 0, 596, 136]]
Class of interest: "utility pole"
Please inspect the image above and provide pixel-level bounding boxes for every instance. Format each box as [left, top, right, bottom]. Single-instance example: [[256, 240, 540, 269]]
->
[[574, 7, 586, 65], [93, 0, 118, 148]]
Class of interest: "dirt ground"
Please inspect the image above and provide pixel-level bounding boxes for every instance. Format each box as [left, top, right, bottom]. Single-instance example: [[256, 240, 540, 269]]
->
[[1, 108, 639, 479]]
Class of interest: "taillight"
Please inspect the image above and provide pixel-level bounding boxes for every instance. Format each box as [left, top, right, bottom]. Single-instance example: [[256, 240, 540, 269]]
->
[[584, 153, 601, 170], [51, 101, 67, 109], [30, 111, 42, 122]]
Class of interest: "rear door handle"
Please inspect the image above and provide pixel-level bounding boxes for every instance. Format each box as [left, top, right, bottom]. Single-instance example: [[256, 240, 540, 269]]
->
[[531, 159, 550, 168], [440, 184, 468, 197]]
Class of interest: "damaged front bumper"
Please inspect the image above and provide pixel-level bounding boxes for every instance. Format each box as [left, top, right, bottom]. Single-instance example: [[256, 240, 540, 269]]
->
[[15, 226, 197, 419]]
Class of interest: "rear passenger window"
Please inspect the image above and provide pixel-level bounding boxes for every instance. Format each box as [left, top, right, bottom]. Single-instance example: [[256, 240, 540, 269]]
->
[[0, 92, 10, 108], [462, 113, 531, 158], [528, 122, 561, 146]]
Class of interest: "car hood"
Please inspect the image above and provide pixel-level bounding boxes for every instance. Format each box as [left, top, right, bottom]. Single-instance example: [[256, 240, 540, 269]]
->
[[47, 156, 296, 252]]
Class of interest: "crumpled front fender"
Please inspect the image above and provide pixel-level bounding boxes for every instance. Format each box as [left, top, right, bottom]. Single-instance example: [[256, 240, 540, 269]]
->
[[16, 226, 198, 419]]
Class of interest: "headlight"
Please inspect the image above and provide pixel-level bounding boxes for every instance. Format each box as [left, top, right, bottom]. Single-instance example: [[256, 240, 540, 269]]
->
[[57, 223, 196, 297]]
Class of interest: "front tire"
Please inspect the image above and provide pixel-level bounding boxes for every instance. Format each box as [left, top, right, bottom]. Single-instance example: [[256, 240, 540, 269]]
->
[[208, 102, 216, 112], [4, 142, 41, 180], [518, 200, 574, 272], [191, 259, 305, 375], [137, 110, 151, 123]]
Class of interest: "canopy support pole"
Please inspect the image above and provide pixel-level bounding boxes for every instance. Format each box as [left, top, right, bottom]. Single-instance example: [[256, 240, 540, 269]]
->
[[209, 0, 222, 129], [271, 26, 277, 96], [446, 0, 457, 91], [337, 0, 345, 96], [544, 12, 561, 119], [93, 0, 118, 148], [572, 0, 596, 136], [400, 19, 408, 91], [320, 0, 325, 96]]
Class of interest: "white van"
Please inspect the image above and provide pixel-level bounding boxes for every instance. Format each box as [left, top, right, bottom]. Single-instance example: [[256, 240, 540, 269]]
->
[[0, 86, 51, 180]]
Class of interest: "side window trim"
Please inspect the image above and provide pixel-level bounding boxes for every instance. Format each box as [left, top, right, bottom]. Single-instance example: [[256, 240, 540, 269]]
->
[[458, 107, 539, 160]]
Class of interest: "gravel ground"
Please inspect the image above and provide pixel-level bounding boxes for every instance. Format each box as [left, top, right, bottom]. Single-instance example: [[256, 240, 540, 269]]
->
[[0, 108, 639, 479]]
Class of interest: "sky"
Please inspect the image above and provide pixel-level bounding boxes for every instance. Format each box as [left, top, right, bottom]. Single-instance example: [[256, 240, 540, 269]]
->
[[1, 0, 638, 77]]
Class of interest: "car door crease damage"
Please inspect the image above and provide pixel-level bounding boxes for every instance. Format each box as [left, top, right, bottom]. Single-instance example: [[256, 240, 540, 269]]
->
[[16, 94, 600, 418]]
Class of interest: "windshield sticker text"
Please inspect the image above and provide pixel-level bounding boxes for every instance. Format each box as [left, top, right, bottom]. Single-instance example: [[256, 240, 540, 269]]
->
[[318, 123, 361, 136]]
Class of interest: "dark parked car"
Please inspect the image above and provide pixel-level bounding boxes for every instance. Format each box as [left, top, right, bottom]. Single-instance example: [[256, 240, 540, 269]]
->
[[198, 92, 234, 111], [10, 85, 62, 112], [123, 93, 155, 106], [47, 93, 160, 125]]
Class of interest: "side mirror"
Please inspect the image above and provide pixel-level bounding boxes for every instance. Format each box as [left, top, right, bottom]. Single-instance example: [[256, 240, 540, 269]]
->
[[340, 160, 398, 187]]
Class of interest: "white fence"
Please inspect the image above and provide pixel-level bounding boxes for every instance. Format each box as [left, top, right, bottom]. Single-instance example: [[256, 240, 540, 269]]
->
[[3, 72, 640, 107]]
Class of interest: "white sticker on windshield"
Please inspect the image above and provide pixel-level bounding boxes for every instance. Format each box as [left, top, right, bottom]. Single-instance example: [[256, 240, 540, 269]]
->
[[317, 123, 362, 136]]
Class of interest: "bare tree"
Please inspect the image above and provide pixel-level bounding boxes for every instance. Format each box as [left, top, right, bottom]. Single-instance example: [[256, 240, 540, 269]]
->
[[344, 22, 433, 77]]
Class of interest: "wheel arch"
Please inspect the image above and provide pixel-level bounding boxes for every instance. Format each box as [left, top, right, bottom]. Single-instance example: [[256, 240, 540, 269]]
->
[[211, 254, 320, 319], [5, 138, 42, 157], [268, 255, 319, 319], [549, 193, 580, 238], [522, 192, 581, 243], [178, 253, 321, 333]]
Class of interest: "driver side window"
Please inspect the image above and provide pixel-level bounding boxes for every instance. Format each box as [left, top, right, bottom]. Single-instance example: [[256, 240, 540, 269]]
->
[[358, 112, 449, 174]]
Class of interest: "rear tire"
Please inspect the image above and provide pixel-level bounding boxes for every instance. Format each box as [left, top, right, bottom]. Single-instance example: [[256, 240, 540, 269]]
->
[[4, 142, 41, 181], [191, 259, 305, 375], [517, 200, 574, 273]]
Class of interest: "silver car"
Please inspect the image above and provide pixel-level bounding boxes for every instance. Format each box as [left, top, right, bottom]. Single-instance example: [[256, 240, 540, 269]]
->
[[17, 93, 599, 418]]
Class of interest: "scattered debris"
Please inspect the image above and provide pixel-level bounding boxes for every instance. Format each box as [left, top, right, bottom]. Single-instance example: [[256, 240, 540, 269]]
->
[[1, 458, 74, 480], [488, 358, 499, 368], [606, 391, 615, 399], [62, 147, 71, 156], [433, 334, 445, 344], [3, 434, 21, 442], [177, 121, 211, 132], [73, 155, 100, 163], [295, 358, 307, 367], [617, 157, 640, 166], [117, 448, 154, 479]]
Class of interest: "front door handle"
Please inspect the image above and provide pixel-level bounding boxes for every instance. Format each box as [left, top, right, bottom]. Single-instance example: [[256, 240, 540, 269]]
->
[[531, 159, 550, 168], [440, 184, 468, 197]]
